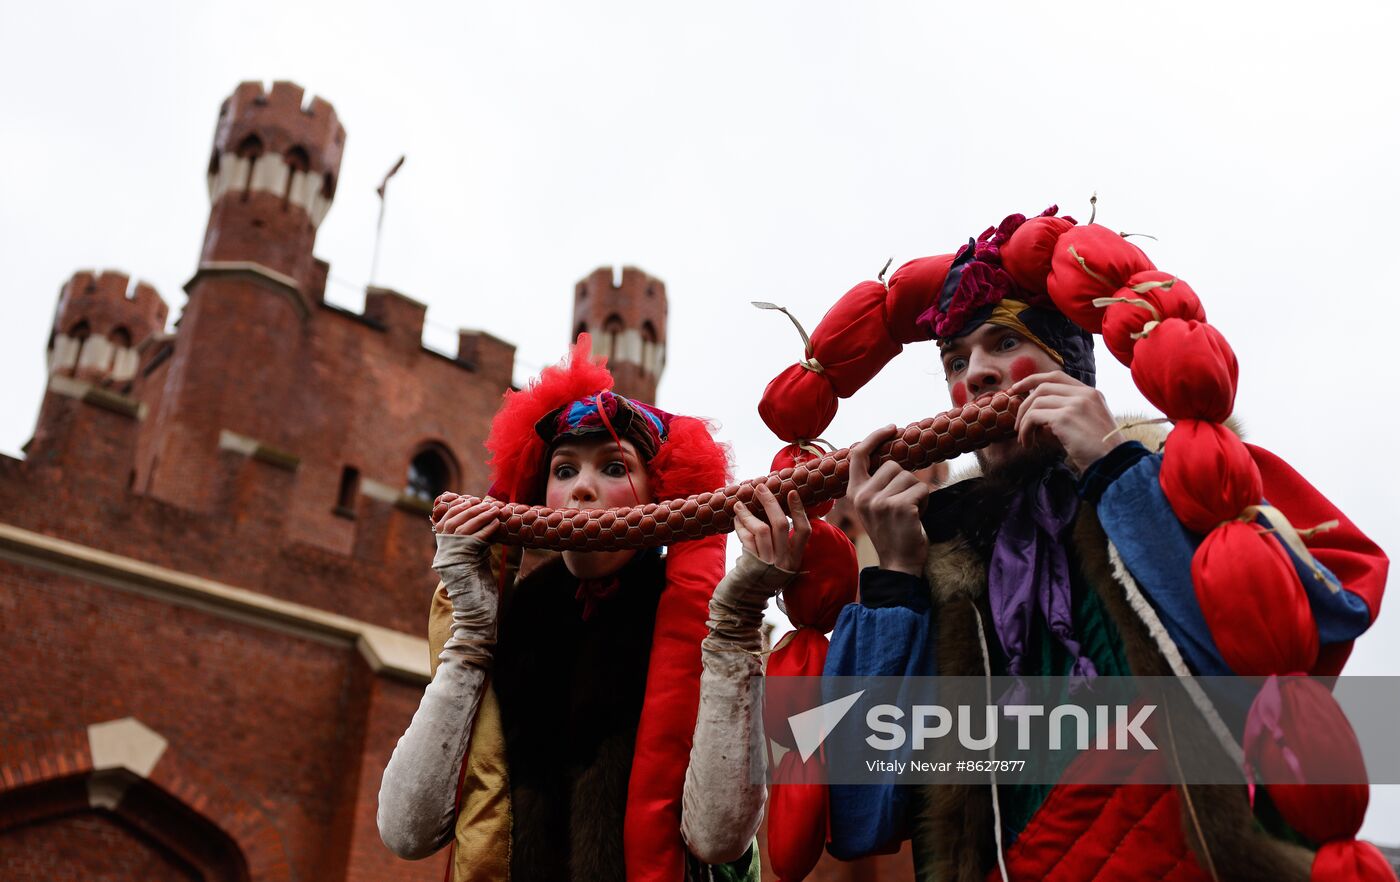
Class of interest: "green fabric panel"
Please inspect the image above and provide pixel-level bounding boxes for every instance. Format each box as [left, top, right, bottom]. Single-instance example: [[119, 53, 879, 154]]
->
[[685, 842, 761, 882], [998, 563, 1131, 843]]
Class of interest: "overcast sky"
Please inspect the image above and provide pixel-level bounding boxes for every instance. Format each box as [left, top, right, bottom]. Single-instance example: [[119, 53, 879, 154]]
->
[[5, 0, 1399, 842]]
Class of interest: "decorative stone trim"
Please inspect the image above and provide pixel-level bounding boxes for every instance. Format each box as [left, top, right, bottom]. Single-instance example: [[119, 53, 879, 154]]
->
[[395, 493, 433, 515], [85, 387, 143, 419], [0, 521, 430, 684], [207, 150, 333, 227], [88, 717, 169, 779], [594, 327, 665, 375], [217, 429, 300, 471], [186, 261, 310, 320], [359, 478, 400, 503], [45, 374, 145, 419], [46, 373, 89, 401]]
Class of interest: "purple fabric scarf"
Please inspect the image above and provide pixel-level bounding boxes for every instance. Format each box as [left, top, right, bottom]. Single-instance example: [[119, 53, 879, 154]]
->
[[987, 464, 1098, 682]]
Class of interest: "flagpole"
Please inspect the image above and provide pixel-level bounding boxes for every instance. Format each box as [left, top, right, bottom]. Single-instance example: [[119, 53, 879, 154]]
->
[[370, 198, 387, 287], [370, 156, 405, 288]]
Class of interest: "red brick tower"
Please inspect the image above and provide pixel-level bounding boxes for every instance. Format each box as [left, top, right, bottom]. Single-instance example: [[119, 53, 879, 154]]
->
[[202, 80, 344, 287], [572, 266, 667, 403], [143, 81, 345, 511]]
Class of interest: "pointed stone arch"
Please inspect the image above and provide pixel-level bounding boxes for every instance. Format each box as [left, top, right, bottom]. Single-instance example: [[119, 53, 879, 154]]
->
[[0, 719, 292, 882]]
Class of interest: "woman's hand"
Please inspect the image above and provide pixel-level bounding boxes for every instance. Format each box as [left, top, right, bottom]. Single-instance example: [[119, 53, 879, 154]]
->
[[733, 484, 810, 571], [432, 493, 502, 541]]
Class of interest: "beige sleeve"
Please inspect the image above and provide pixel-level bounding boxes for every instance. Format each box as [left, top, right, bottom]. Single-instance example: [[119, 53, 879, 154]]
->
[[377, 533, 498, 860], [681, 551, 795, 864]]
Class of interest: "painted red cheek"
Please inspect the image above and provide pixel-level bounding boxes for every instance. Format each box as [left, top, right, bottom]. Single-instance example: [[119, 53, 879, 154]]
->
[[951, 382, 969, 407], [1010, 356, 1039, 383]]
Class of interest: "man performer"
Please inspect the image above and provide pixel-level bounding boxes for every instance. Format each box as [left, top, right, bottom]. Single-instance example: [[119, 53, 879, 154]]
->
[[765, 207, 1391, 880]]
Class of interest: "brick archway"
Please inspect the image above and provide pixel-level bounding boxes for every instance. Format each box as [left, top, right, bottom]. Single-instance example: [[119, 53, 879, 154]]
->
[[0, 720, 294, 882]]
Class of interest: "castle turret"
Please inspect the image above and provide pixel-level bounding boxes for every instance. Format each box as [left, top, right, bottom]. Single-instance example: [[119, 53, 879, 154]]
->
[[142, 82, 344, 509], [202, 81, 344, 291], [48, 270, 168, 385], [26, 270, 169, 473], [572, 266, 667, 403]]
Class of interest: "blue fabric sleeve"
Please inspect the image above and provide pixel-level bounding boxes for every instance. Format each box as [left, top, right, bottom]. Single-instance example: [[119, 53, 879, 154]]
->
[[1096, 454, 1232, 675], [1078, 440, 1151, 504], [823, 581, 933, 860], [1097, 454, 1372, 674]]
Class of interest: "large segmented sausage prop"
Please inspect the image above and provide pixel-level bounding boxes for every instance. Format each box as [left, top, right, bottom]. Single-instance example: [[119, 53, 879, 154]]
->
[[450, 391, 1020, 550]]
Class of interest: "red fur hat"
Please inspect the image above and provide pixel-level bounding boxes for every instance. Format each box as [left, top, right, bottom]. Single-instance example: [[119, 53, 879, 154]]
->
[[485, 333, 730, 504]]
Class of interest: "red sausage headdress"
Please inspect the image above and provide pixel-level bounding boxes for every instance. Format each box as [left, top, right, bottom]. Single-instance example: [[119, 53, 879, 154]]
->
[[761, 203, 1392, 877], [759, 206, 1109, 445]]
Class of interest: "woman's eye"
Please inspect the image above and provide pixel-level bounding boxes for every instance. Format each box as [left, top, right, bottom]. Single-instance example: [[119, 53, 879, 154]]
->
[[553, 464, 577, 479], [603, 461, 629, 478], [998, 334, 1020, 351], [946, 357, 968, 375]]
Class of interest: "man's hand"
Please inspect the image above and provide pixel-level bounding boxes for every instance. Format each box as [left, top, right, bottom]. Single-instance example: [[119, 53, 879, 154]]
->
[[1009, 371, 1125, 472], [848, 425, 931, 577], [733, 485, 810, 571]]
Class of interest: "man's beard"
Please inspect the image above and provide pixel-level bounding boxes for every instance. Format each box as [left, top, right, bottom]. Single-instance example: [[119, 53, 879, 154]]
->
[[942, 444, 1069, 561], [974, 441, 1064, 484]]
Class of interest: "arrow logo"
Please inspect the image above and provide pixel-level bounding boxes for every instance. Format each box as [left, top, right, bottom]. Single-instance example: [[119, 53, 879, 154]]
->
[[788, 690, 865, 761]]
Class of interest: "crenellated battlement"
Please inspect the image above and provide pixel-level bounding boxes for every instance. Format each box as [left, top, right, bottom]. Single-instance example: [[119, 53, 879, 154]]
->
[[49, 270, 168, 382], [206, 81, 345, 228], [212, 81, 344, 176], [573, 265, 668, 400], [54, 270, 168, 341]]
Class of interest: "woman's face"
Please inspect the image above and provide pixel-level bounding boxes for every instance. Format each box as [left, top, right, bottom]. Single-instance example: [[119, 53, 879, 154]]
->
[[545, 436, 652, 580]]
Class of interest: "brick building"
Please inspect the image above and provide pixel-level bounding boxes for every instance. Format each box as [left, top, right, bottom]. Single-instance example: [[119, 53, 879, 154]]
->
[[0, 80, 908, 881], [0, 79, 671, 881]]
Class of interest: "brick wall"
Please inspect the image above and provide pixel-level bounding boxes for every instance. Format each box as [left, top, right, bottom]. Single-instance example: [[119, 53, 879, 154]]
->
[[0, 812, 200, 882], [0, 561, 444, 882]]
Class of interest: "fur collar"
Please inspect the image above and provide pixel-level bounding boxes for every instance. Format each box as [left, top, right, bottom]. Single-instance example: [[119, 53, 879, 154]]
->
[[493, 552, 665, 882]]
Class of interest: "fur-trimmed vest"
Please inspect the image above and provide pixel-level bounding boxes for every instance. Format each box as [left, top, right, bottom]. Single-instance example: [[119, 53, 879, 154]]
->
[[911, 498, 1317, 882], [492, 551, 664, 882]]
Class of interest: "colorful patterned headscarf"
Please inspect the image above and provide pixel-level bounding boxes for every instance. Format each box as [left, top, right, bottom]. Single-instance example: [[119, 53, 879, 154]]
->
[[915, 208, 1097, 386], [535, 391, 671, 461]]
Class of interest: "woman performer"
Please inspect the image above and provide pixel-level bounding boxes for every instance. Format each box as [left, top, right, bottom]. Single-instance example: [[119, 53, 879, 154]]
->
[[378, 334, 808, 882]]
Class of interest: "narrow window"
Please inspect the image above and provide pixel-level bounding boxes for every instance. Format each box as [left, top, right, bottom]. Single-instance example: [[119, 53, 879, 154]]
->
[[283, 145, 310, 209], [335, 466, 360, 517], [235, 134, 264, 199]]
